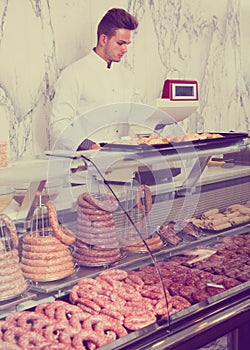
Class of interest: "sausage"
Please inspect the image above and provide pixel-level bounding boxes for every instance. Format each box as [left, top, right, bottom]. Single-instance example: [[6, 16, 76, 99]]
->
[[0, 255, 19, 268], [10, 311, 50, 330], [77, 205, 111, 216], [123, 312, 156, 330], [0, 214, 18, 249], [19, 332, 49, 349], [47, 303, 84, 322], [23, 267, 74, 281], [99, 268, 128, 281], [77, 210, 113, 222], [81, 192, 118, 212], [0, 270, 24, 286], [4, 327, 49, 349], [77, 222, 115, 234], [21, 260, 74, 274], [47, 200, 76, 245], [73, 251, 120, 263], [72, 330, 110, 349], [83, 315, 128, 338], [76, 235, 119, 248], [75, 247, 120, 258], [43, 323, 75, 345], [21, 255, 73, 267], [22, 248, 71, 260], [77, 194, 99, 209], [136, 185, 152, 213], [0, 249, 18, 261], [23, 242, 68, 253], [77, 216, 116, 229], [76, 216, 92, 227], [34, 300, 69, 318], [0, 341, 22, 350], [22, 233, 61, 245]]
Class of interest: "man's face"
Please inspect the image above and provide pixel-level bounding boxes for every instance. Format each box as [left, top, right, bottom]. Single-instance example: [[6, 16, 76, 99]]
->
[[103, 28, 132, 63]]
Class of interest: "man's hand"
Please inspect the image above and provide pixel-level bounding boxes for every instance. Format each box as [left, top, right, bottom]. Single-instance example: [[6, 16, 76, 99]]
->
[[89, 143, 101, 150], [77, 139, 100, 151]]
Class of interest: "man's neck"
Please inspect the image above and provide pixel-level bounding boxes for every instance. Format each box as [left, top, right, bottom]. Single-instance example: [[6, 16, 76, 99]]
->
[[93, 47, 112, 68]]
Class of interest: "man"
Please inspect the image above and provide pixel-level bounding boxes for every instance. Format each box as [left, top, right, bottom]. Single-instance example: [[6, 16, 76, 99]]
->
[[49, 8, 140, 151]]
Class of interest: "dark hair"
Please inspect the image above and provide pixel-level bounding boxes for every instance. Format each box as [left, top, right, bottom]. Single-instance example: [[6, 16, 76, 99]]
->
[[97, 8, 138, 40]]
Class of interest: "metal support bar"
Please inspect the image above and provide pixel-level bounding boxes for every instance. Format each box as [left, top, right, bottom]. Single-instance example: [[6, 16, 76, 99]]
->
[[15, 180, 47, 228]]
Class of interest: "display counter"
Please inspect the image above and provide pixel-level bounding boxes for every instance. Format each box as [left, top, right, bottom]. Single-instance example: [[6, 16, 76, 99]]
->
[[0, 134, 249, 350]]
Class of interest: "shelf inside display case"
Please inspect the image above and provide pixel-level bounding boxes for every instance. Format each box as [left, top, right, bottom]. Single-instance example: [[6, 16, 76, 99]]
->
[[0, 292, 36, 313]]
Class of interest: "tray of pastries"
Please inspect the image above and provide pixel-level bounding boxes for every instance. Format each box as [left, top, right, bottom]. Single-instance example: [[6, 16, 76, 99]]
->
[[101, 132, 248, 153]]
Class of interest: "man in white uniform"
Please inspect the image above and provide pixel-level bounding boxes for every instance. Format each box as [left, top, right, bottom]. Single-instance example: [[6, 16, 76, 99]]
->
[[50, 8, 140, 151]]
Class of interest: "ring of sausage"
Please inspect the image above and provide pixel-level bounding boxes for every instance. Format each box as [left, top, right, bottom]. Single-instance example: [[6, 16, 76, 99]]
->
[[81, 192, 118, 212], [76, 223, 115, 234], [21, 255, 72, 267], [22, 248, 70, 260], [0, 255, 19, 268], [77, 194, 98, 209], [72, 329, 109, 349], [22, 242, 68, 253], [77, 211, 113, 222], [0, 249, 18, 261], [21, 261, 74, 274], [22, 267, 74, 281], [123, 312, 156, 330], [22, 233, 60, 246], [77, 205, 109, 216]]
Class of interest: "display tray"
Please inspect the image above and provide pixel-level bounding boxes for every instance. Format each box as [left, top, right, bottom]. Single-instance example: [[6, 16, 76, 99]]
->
[[196, 221, 250, 234], [101, 132, 248, 154], [74, 252, 127, 267], [122, 242, 166, 253]]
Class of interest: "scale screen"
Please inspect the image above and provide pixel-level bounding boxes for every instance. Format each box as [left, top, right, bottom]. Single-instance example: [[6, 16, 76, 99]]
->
[[162, 79, 198, 101]]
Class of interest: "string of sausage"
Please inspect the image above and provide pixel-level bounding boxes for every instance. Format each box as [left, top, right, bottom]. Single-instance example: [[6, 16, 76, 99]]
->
[[136, 184, 152, 214], [46, 200, 76, 245]]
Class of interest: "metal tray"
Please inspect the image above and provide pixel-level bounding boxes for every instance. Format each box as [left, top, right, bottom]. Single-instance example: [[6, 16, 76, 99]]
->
[[101, 132, 248, 154], [198, 221, 250, 234], [74, 252, 127, 267], [122, 241, 166, 253]]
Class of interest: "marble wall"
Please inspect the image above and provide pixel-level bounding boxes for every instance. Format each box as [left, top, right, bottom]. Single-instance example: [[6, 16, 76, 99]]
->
[[0, 0, 249, 161]]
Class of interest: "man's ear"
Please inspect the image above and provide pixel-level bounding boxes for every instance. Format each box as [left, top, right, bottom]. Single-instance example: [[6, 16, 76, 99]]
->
[[99, 34, 107, 47]]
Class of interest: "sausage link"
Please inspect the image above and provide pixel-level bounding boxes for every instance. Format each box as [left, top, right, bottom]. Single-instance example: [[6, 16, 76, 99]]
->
[[21, 261, 74, 274], [47, 200, 76, 245]]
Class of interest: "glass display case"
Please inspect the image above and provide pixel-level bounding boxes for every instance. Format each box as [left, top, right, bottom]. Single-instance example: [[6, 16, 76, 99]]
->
[[0, 132, 249, 350]]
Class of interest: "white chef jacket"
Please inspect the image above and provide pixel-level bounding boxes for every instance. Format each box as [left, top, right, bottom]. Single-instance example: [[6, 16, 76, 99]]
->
[[49, 50, 141, 150]]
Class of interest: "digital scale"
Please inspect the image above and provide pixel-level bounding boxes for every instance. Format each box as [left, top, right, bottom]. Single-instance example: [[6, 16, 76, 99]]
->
[[155, 79, 199, 123]]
